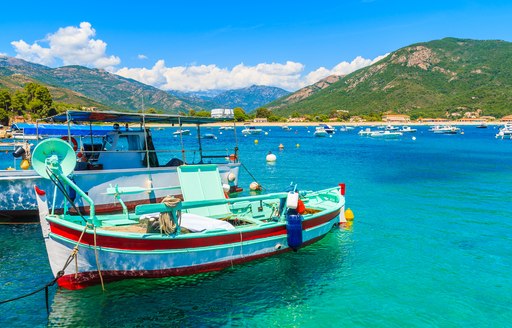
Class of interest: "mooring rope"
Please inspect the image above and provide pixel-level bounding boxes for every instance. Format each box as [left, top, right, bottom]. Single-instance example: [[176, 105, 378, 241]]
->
[[240, 162, 265, 191], [93, 226, 105, 291], [0, 223, 91, 314]]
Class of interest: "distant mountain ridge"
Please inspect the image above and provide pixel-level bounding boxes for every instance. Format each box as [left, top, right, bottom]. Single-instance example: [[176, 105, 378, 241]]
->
[[268, 38, 512, 118], [170, 85, 290, 112], [0, 55, 201, 113]]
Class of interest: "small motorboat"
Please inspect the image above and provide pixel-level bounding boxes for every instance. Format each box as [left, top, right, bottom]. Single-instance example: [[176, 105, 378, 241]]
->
[[318, 124, 335, 134], [241, 126, 263, 135], [476, 122, 488, 128], [202, 133, 217, 139], [385, 125, 399, 131], [32, 138, 347, 290], [399, 126, 417, 133], [281, 125, 292, 131], [370, 130, 403, 139], [495, 123, 512, 138], [358, 128, 374, 136], [314, 127, 329, 137], [430, 125, 460, 134], [219, 126, 234, 131], [173, 129, 191, 136]]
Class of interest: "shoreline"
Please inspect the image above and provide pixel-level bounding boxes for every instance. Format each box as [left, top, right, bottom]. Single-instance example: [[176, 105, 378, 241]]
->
[[190, 121, 500, 128]]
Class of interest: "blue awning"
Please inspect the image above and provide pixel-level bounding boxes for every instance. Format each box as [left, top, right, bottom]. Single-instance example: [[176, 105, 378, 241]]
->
[[11, 123, 112, 136]]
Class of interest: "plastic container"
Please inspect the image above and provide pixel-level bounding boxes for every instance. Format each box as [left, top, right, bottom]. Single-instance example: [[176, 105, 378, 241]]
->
[[286, 214, 303, 251]]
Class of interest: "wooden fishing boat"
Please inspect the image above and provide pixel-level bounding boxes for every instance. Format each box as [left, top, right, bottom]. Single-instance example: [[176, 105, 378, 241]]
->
[[33, 138, 346, 290]]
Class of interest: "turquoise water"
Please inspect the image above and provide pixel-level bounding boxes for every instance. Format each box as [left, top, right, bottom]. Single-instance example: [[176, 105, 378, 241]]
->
[[1, 126, 512, 327]]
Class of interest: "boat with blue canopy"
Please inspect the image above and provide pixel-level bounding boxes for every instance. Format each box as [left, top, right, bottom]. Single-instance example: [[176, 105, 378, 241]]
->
[[0, 110, 241, 223]]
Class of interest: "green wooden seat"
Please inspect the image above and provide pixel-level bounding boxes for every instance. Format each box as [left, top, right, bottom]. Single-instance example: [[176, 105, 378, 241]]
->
[[177, 164, 231, 218]]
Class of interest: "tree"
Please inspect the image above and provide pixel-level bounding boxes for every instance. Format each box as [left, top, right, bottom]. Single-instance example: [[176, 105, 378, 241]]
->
[[194, 110, 211, 117], [255, 107, 271, 118], [0, 108, 8, 125], [11, 90, 26, 113], [233, 107, 247, 122], [0, 89, 11, 111]]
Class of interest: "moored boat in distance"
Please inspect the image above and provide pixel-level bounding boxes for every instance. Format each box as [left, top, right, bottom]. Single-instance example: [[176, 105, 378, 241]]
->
[[399, 126, 417, 133], [173, 129, 191, 136], [495, 123, 512, 139], [318, 123, 336, 134], [32, 138, 347, 290], [241, 125, 263, 135], [369, 130, 403, 139], [314, 126, 329, 137], [430, 125, 461, 134], [281, 125, 292, 131], [202, 133, 217, 139], [358, 128, 374, 136], [219, 126, 234, 131]]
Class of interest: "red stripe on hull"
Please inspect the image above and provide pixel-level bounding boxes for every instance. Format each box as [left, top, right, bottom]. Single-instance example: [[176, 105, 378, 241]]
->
[[57, 234, 328, 290], [50, 209, 339, 251]]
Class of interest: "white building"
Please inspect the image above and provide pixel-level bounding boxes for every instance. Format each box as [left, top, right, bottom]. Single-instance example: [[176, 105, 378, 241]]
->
[[211, 108, 234, 119]]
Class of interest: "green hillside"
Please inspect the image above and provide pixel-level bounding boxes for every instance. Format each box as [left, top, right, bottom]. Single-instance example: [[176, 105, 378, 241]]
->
[[268, 38, 512, 118], [0, 56, 200, 113]]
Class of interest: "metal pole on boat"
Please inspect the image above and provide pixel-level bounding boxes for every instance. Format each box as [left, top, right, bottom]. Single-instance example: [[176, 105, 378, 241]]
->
[[66, 111, 72, 149], [142, 113, 150, 169], [232, 120, 238, 162], [179, 117, 186, 163], [197, 123, 203, 164]]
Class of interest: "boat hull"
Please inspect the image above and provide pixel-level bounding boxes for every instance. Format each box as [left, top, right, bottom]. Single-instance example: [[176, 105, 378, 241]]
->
[[43, 208, 340, 289]]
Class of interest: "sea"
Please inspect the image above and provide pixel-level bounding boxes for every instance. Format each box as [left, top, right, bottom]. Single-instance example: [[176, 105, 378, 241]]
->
[[1, 125, 511, 327]]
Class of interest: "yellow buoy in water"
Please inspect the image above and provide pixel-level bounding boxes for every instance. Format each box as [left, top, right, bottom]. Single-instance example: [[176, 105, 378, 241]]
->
[[296, 143, 300, 148], [20, 159, 30, 170], [254, 139, 259, 144], [344, 208, 354, 221]]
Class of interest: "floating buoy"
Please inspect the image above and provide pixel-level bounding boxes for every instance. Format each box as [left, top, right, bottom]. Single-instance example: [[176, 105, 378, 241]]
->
[[266, 151, 277, 162], [249, 182, 261, 191], [254, 139, 258, 144], [296, 143, 300, 148], [461, 131, 465, 135], [20, 159, 30, 170], [344, 208, 354, 221], [278, 143, 284, 150], [264, 132, 268, 135], [412, 136, 416, 141]]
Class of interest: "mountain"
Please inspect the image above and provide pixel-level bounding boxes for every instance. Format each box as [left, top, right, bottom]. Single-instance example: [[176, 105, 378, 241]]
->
[[171, 85, 290, 112], [269, 75, 342, 108], [268, 38, 512, 118], [0, 55, 201, 113], [212, 85, 290, 111]]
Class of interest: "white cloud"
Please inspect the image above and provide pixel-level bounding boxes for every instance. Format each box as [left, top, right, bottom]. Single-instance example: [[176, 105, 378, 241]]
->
[[116, 60, 305, 91], [9, 22, 388, 91], [304, 54, 389, 85], [11, 22, 120, 71], [115, 54, 387, 92]]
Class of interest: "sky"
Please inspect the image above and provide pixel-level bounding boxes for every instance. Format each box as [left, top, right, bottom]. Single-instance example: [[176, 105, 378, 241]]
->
[[1, 0, 512, 92]]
